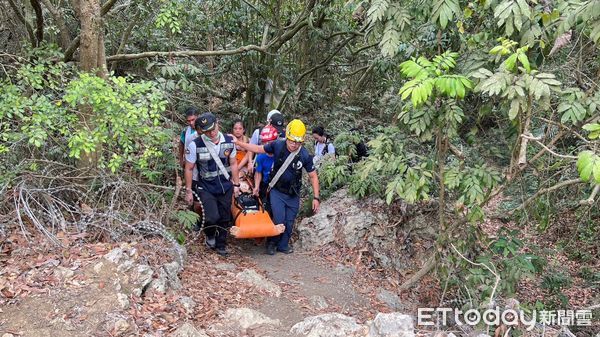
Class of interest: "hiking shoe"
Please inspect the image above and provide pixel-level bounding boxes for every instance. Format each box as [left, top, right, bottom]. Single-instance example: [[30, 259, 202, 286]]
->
[[216, 247, 228, 257], [266, 243, 276, 255], [276, 246, 294, 254], [205, 236, 216, 249]]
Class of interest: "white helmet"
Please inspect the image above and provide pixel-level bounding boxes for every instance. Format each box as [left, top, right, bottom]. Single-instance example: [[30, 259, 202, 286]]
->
[[267, 109, 281, 122]]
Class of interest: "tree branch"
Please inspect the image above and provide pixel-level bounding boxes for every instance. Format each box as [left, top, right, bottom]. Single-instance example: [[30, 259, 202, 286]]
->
[[510, 178, 583, 213], [277, 35, 356, 110], [579, 184, 600, 205], [106, 45, 268, 62], [521, 133, 578, 160], [30, 0, 44, 46], [7, 0, 36, 47], [39, 0, 72, 49]]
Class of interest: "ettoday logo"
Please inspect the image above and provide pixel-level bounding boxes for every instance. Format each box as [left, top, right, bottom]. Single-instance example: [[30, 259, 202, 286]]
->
[[417, 307, 593, 331]]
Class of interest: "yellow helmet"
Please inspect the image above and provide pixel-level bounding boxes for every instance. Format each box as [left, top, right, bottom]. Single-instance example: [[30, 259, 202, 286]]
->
[[286, 119, 306, 142]]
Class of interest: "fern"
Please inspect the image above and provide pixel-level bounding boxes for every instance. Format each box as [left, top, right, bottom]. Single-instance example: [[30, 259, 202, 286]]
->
[[494, 0, 531, 36], [431, 0, 460, 29], [367, 0, 390, 24]]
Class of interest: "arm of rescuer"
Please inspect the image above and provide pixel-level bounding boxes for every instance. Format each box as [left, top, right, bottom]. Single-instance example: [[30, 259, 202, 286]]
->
[[232, 138, 267, 155], [178, 137, 185, 167], [308, 170, 320, 213], [184, 160, 195, 205], [230, 155, 240, 197]]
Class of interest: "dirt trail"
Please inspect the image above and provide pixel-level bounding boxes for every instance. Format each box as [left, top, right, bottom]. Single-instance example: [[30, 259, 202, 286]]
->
[[236, 240, 371, 334]]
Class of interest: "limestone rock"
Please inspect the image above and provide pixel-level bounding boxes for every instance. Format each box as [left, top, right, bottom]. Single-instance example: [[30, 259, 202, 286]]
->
[[235, 269, 281, 297], [368, 312, 414, 337], [223, 308, 280, 330], [113, 318, 130, 336], [148, 261, 182, 294], [132, 264, 154, 296], [54, 266, 74, 280], [117, 293, 129, 310], [376, 289, 402, 310], [309, 295, 329, 310], [170, 322, 209, 337], [105, 248, 124, 263], [290, 313, 367, 337], [178, 296, 196, 315], [93, 261, 104, 274]]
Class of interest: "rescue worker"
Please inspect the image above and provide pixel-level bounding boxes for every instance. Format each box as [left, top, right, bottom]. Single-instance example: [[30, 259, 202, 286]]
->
[[178, 107, 198, 167], [248, 110, 285, 173], [252, 124, 279, 214], [233, 119, 320, 255], [185, 112, 241, 257]]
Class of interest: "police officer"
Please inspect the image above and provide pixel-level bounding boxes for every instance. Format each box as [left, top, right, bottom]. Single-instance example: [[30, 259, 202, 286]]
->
[[185, 112, 240, 257], [233, 119, 320, 255]]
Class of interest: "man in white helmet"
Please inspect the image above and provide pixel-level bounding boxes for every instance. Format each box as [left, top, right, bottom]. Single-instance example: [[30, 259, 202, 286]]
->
[[247, 110, 284, 173]]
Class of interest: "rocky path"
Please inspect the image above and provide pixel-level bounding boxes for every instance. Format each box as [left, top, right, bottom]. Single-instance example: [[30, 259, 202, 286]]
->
[[235, 240, 371, 336]]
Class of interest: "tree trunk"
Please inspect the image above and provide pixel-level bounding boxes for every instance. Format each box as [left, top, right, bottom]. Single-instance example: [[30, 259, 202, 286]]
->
[[79, 0, 106, 77], [77, 0, 106, 169]]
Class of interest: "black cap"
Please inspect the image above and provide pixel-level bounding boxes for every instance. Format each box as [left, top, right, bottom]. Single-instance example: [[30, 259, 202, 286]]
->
[[195, 112, 217, 132], [270, 113, 284, 127]]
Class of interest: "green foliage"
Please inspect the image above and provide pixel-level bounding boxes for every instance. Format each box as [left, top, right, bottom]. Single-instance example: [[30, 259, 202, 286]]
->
[[173, 210, 200, 230], [431, 0, 460, 30], [0, 49, 172, 184], [576, 151, 600, 183], [366, 0, 412, 57], [448, 229, 545, 303], [583, 122, 600, 139], [399, 51, 473, 107], [558, 0, 600, 45], [155, 1, 183, 34], [493, 0, 531, 37]]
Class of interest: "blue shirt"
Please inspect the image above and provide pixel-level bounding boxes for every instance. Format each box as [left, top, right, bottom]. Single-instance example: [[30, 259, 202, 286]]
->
[[264, 140, 314, 195], [255, 153, 275, 183]]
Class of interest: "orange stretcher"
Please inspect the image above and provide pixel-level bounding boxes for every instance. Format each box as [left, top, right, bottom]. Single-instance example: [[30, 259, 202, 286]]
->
[[229, 175, 283, 239]]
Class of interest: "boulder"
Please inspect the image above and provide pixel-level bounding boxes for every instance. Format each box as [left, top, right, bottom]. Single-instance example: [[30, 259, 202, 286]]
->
[[309, 295, 329, 310], [296, 189, 390, 250], [290, 313, 367, 337], [376, 289, 402, 310], [223, 308, 280, 329], [235, 269, 281, 297], [368, 313, 414, 337]]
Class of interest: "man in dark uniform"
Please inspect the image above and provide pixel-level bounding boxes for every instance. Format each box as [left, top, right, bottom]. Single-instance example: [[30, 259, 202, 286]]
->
[[233, 119, 320, 255], [184, 112, 240, 256]]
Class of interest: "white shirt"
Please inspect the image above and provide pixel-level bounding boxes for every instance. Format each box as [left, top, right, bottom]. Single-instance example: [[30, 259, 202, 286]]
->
[[182, 126, 199, 180], [185, 132, 237, 166]]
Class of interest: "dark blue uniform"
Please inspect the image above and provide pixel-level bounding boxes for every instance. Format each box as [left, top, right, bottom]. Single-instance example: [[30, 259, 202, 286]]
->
[[264, 140, 315, 252]]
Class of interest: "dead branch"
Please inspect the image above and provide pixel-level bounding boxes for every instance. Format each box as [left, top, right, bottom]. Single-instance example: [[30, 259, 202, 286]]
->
[[398, 254, 436, 291], [579, 184, 600, 205], [106, 45, 268, 62], [510, 178, 583, 213], [521, 133, 578, 160]]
